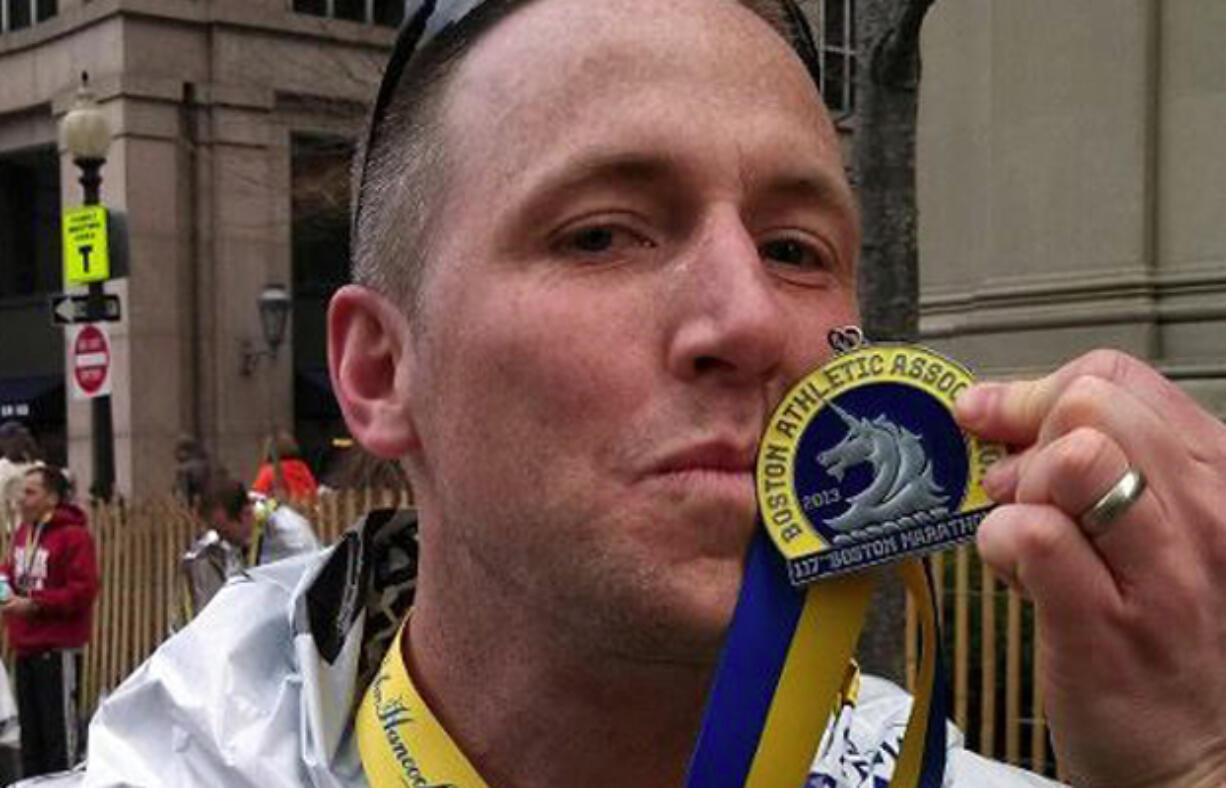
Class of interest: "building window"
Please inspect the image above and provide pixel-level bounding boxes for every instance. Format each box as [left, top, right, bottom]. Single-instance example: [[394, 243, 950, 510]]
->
[[290, 133, 354, 468], [292, 0, 405, 28], [334, 0, 364, 22], [291, 133, 352, 299], [372, 0, 404, 27], [0, 146, 61, 299], [2, 0, 55, 32], [293, 0, 327, 15], [816, 0, 856, 116]]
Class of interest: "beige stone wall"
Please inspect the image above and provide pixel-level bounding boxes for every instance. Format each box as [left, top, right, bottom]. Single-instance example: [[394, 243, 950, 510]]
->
[[13, 0, 1225, 496], [0, 1, 387, 496], [917, 0, 1226, 418]]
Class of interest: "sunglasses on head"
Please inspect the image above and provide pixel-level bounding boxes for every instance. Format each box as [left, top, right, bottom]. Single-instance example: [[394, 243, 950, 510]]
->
[[351, 0, 825, 238]]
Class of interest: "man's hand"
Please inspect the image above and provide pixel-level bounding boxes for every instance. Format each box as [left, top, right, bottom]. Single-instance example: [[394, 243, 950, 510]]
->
[[956, 349, 1226, 788], [2, 596, 37, 618]]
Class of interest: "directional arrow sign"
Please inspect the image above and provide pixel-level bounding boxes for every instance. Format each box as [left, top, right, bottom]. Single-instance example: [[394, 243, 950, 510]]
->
[[49, 294, 121, 326]]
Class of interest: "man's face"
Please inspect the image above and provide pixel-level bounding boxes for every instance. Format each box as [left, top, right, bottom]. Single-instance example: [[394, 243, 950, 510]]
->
[[403, 0, 859, 661], [210, 503, 253, 546], [19, 475, 56, 524]]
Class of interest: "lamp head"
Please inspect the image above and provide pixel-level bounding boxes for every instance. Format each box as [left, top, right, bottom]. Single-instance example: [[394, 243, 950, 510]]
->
[[258, 283, 292, 353], [59, 72, 112, 161]]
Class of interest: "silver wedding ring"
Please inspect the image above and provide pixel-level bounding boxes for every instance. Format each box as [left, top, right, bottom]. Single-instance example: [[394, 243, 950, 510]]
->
[[1079, 468, 1147, 537]]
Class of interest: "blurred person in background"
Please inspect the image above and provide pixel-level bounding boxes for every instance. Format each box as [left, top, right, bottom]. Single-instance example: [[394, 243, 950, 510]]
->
[[0, 423, 41, 535], [177, 476, 252, 624], [0, 424, 25, 782], [251, 429, 318, 502], [249, 488, 320, 565], [171, 435, 212, 508], [1, 465, 98, 777], [179, 474, 320, 625]]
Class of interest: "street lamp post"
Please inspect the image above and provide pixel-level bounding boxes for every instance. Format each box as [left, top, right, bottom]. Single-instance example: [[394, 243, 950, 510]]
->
[[241, 284, 292, 496], [59, 72, 114, 501]]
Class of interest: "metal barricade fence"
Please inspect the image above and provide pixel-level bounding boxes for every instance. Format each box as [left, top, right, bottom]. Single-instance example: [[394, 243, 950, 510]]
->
[[0, 488, 411, 720], [908, 547, 1060, 779]]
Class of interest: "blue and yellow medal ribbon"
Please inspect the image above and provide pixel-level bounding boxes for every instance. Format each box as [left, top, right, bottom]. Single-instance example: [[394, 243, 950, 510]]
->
[[685, 533, 948, 788], [685, 531, 874, 786], [895, 560, 949, 788]]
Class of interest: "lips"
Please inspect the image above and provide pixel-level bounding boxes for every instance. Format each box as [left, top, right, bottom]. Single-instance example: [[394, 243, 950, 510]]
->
[[638, 440, 761, 540], [648, 440, 758, 478]]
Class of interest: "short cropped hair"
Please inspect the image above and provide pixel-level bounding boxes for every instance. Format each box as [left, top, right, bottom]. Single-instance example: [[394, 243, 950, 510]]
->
[[352, 0, 803, 317], [25, 465, 67, 502], [202, 478, 249, 522]]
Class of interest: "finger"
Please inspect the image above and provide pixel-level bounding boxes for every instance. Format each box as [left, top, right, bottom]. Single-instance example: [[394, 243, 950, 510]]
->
[[1031, 374, 1182, 470], [981, 450, 1026, 503], [976, 503, 1118, 630], [1012, 426, 1171, 586], [1018, 373, 1226, 552], [972, 371, 1189, 551], [978, 372, 1172, 504], [955, 349, 1218, 448]]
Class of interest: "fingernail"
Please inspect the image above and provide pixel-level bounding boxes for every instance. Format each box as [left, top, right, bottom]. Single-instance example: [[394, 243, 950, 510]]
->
[[955, 383, 998, 428], [981, 455, 1018, 501]]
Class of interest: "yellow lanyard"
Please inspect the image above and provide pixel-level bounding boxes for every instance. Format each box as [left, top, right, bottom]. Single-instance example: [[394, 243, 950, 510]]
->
[[248, 498, 273, 567], [355, 603, 881, 788], [17, 517, 47, 591], [356, 623, 489, 788]]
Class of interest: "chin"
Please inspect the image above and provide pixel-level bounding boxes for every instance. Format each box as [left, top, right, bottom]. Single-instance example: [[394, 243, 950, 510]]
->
[[598, 556, 745, 666]]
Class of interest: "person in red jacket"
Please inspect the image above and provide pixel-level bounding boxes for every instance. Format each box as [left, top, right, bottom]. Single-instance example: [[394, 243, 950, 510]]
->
[[250, 429, 318, 502], [1, 465, 98, 777]]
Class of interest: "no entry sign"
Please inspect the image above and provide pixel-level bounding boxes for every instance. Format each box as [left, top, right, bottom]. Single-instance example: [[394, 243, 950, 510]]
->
[[71, 323, 112, 400]]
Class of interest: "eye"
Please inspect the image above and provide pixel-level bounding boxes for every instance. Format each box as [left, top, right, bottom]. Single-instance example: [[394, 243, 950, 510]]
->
[[759, 237, 827, 270], [572, 227, 618, 253], [552, 221, 656, 261]]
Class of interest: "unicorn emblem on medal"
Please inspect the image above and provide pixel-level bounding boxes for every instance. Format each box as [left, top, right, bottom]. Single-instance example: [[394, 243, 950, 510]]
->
[[812, 399, 950, 546]]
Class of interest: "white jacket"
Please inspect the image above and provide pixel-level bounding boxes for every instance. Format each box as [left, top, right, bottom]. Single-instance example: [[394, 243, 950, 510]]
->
[[19, 510, 1058, 787]]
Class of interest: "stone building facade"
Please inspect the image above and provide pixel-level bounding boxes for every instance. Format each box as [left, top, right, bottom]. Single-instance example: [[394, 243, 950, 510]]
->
[[0, 0, 392, 494], [918, 1, 1226, 418], [0, 0, 1222, 498]]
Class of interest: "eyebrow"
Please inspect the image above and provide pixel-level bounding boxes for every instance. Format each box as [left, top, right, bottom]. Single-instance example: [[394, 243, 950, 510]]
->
[[502, 148, 861, 250], [752, 171, 862, 233], [502, 151, 689, 237], [521, 148, 856, 203], [524, 152, 686, 202]]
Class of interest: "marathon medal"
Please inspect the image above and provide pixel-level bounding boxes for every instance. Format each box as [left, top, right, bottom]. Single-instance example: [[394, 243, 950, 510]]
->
[[757, 329, 1003, 585], [690, 332, 974, 786]]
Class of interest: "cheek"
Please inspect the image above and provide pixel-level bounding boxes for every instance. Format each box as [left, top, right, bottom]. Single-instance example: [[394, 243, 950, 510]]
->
[[786, 291, 860, 370], [433, 285, 653, 440]]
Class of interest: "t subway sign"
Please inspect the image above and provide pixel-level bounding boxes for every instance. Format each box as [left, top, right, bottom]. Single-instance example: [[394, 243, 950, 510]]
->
[[62, 204, 111, 286]]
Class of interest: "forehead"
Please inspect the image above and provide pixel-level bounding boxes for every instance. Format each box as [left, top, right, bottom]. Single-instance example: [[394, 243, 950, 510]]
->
[[440, 0, 847, 194]]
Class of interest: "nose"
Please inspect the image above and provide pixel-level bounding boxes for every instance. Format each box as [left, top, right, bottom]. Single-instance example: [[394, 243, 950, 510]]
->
[[665, 207, 788, 385]]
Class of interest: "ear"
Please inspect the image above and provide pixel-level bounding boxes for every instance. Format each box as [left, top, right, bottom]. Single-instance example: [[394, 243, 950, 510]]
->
[[327, 285, 420, 459]]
